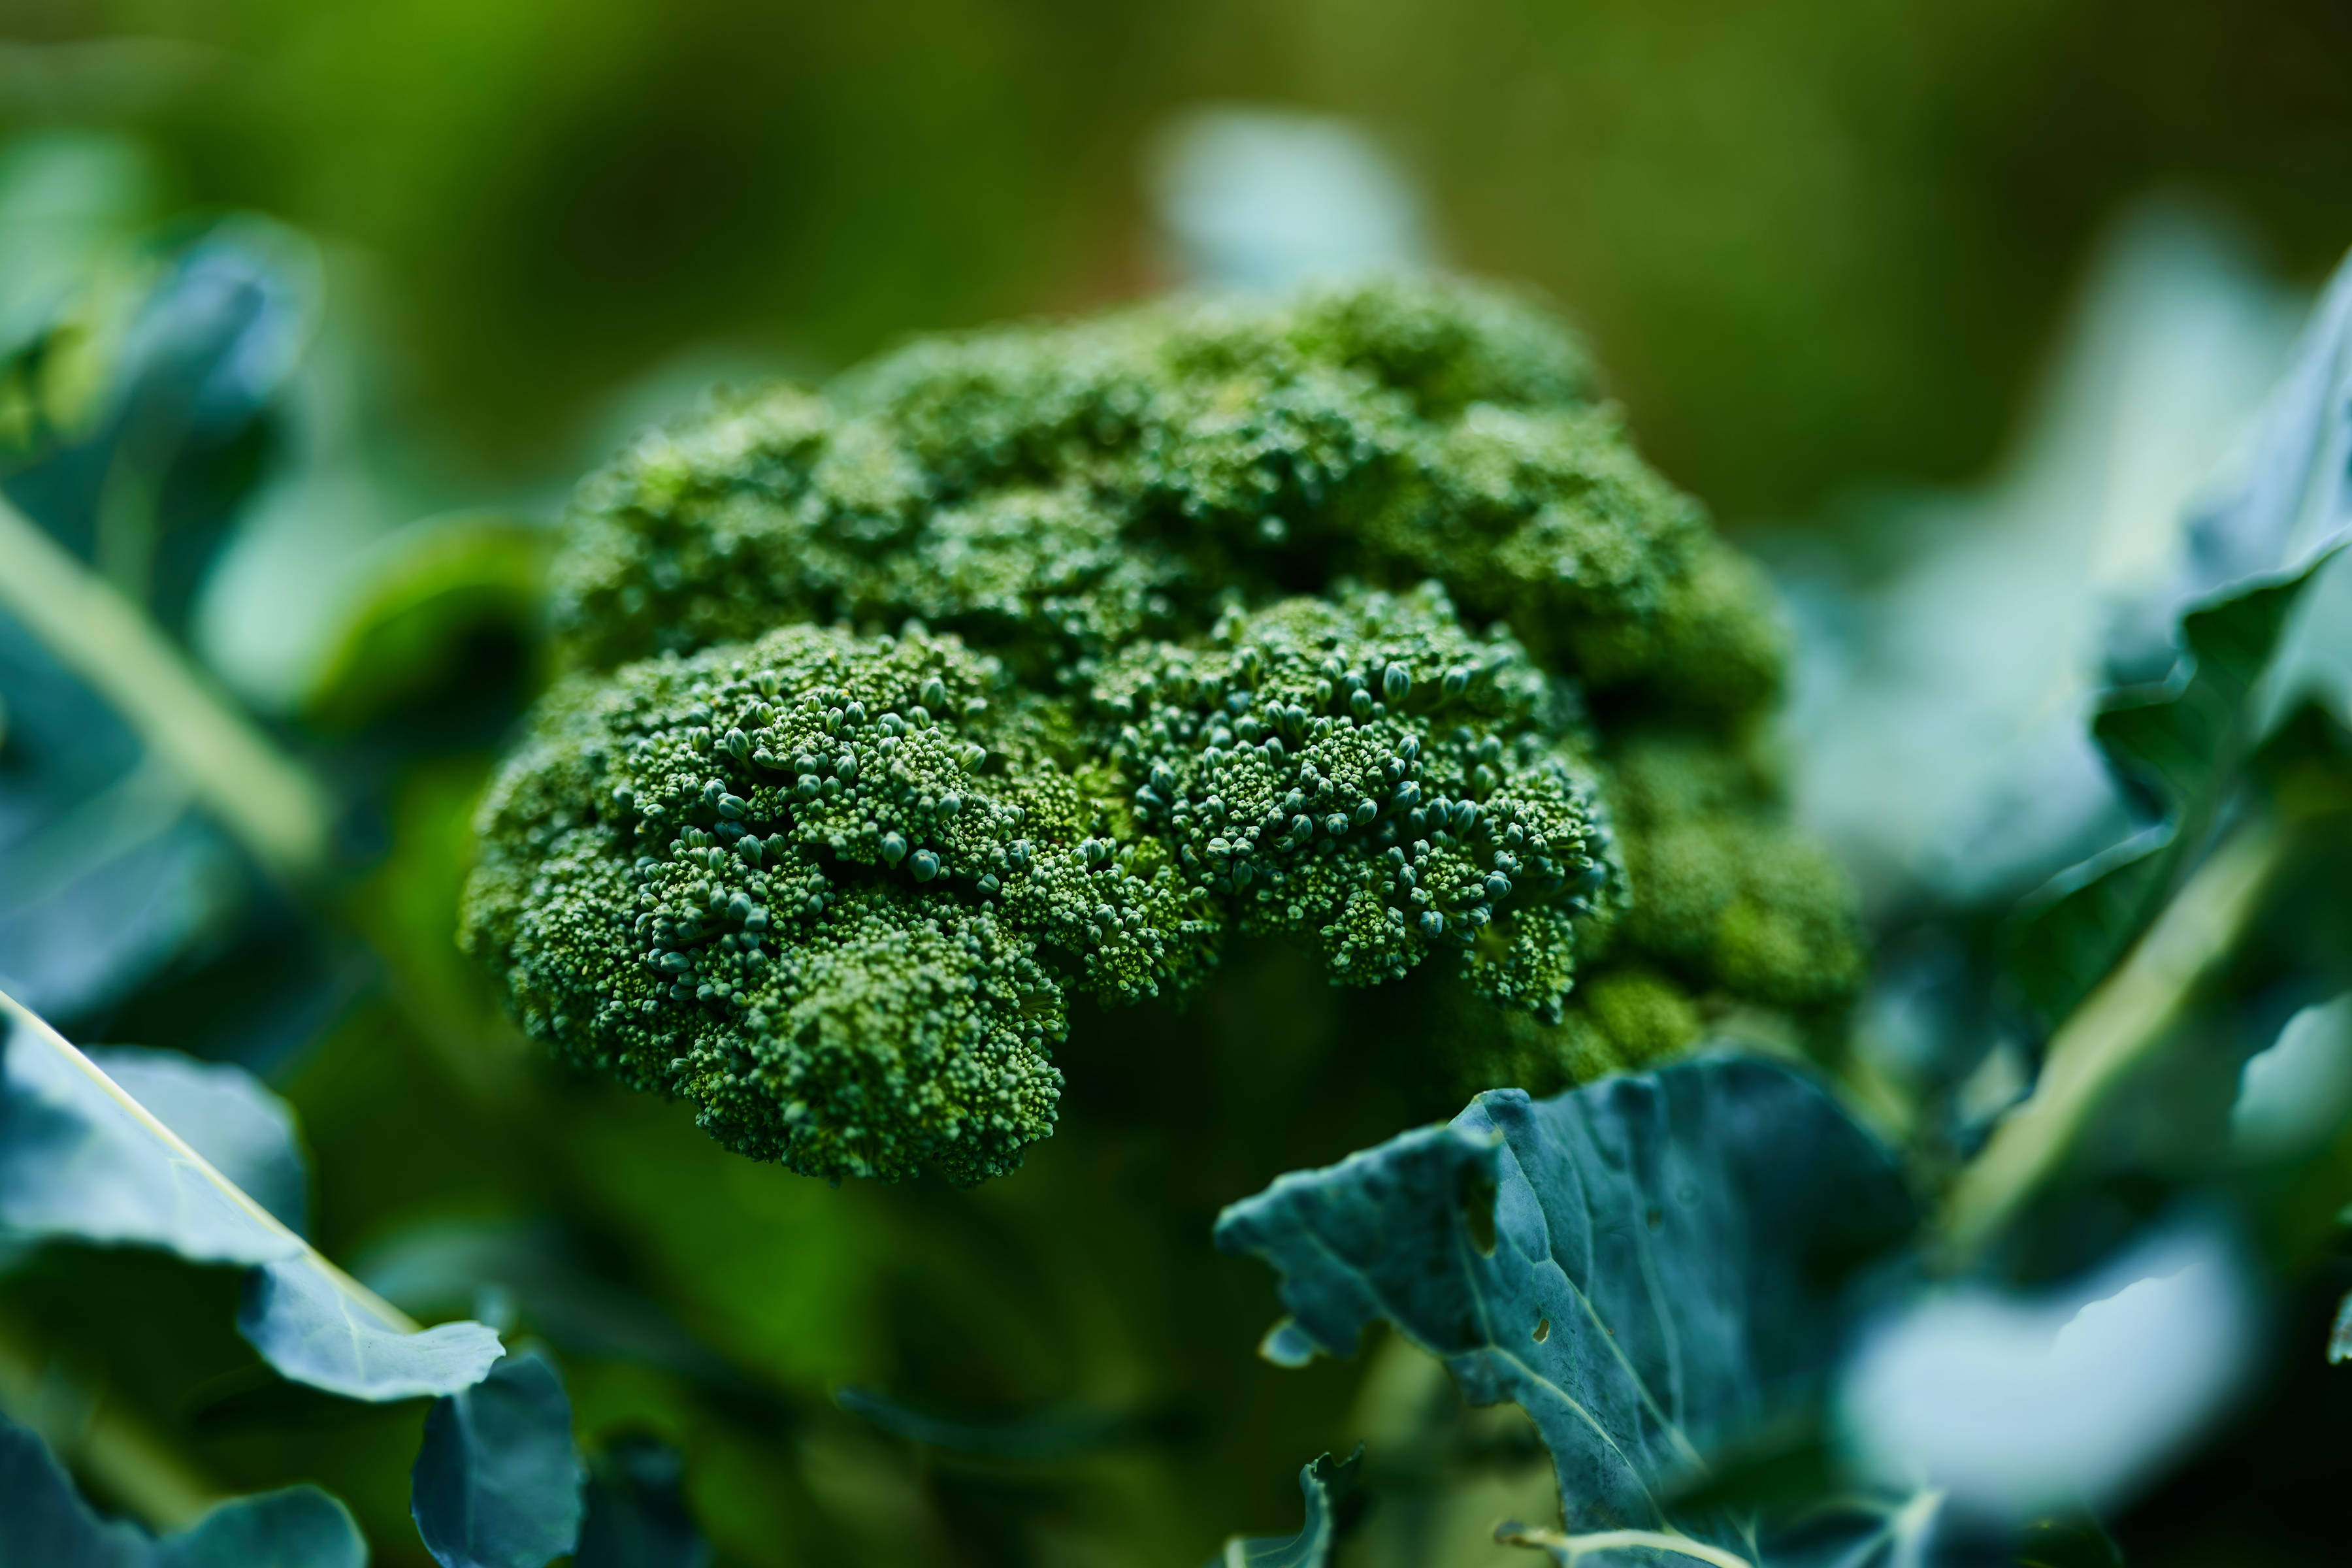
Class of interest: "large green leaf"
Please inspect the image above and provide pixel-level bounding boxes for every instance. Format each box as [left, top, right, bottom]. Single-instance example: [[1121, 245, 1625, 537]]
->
[[2008, 247, 2352, 1027], [86, 1045, 309, 1235], [2007, 568, 2335, 1025], [0, 998, 301, 1265], [0, 988, 502, 1402], [1214, 1054, 1916, 1564]]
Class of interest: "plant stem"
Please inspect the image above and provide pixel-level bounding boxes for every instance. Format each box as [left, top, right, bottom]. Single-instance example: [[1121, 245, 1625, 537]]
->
[[0, 493, 332, 886], [1, 987, 421, 1333], [0, 1315, 221, 1530], [1495, 1523, 1755, 1568], [1942, 813, 2292, 1257]]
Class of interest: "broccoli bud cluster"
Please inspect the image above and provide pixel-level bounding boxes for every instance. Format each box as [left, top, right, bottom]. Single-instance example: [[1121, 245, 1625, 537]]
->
[[1088, 589, 1605, 1011], [463, 275, 1859, 1183]]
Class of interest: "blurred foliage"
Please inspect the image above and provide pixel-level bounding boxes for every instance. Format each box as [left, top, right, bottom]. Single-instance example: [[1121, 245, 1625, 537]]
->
[[7, 0, 2352, 514]]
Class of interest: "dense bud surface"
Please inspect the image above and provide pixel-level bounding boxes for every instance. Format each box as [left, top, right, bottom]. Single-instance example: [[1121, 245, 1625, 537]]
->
[[465, 276, 1859, 1181]]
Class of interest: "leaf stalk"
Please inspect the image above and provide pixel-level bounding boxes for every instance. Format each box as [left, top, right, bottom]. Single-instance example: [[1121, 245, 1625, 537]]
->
[[0, 492, 333, 885], [1944, 813, 2293, 1256]]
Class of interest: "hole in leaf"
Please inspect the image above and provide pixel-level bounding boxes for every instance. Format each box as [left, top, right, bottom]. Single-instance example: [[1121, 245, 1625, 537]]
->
[[1532, 1317, 1549, 1343], [1457, 1168, 1497, 1257]]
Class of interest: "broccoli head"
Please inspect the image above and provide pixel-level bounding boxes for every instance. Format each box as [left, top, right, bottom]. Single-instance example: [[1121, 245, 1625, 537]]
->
[[463, 274, 1859, 1182]]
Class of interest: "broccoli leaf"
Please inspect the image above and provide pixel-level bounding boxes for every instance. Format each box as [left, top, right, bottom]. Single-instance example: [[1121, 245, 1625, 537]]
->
[[0, 988, 504, 1402], [410, 1350, 586, 1568], [2006, 572, 2334, 1026], [297, 510, 550, 736], [0, 999, 299, 1265], [239, 1258, 504, 1402], [1214, 1054, 1916, 1561], [149, 1488, 368, 1568], [574, 1435, 710, 1568], [85, 1046, 308, 1235], [0, 611, 244, 1025], [0, 215, 318, 634], [1208, 1448, 1360, 1568], [0, 200, 347, 1039], [0, 1410, 149, 1568], [2008, 246, 2352, 1027], [0, 1410, 365, 1568], [2148, 247, 2352, 622]]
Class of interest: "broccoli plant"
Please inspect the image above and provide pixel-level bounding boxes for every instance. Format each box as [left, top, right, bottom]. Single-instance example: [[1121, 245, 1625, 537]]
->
[[462, 276, 1861, 1182]]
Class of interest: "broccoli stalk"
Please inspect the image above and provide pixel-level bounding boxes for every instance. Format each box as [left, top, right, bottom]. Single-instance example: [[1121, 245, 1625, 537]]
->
[[463, 276, 1859, 1183]]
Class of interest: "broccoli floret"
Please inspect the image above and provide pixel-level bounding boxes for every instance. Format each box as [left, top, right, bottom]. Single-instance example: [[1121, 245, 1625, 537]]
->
[[1085, 585, 1609, 1009], [551, 276, 1776, 714], [463, 623, 1075, 1183], [463, 587, 1612, 1181], [1605, 732, 1864, 1013], [1462, 964, 1707, 1095], [467, 274, 1857, 1183]]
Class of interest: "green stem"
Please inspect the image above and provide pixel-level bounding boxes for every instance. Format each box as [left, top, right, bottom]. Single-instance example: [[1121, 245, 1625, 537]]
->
[[1496, 1523, 1755, 1568], [0, 492, 332, 886], [1, 987, 421, 1334], [0, 1315, 221, 1530], [93, 440, 164, 611], [1942, 813, 2292, 1256]]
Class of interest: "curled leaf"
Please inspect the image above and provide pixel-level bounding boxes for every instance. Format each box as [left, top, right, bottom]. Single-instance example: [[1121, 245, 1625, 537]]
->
[[239, 1258, 504, 1403], [1209, 1448, 1361, 1568]]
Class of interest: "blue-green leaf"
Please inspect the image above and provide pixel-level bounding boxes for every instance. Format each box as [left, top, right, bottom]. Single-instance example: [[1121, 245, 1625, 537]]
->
[[152, 1488, 367, 1568], [2152, 249, 2352, 621], [0, 1411, 148, 1568], [1, 989, 501, 1405], [410, 1350, 585, 1568], [1, 215, 319, 629], [0, 1411, 367, 1568], [239, 1257, 504, 1402], [1215, 1054, 1914, 1557], [2006, 570, 2336, 1025], [86, 1047, 308, 1235], [574, 1435, 708, 1568], [0, 1004, 297, 1265], [298, 511, 551, 734], [0, 612, 240, 1021], [1208, 1449, 1359, 1568], [2008, 247, 2352, 1026]]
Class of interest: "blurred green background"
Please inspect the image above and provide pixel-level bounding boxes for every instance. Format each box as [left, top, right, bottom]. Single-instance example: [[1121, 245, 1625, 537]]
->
[[12, 0, 2352, 515], [7, 3, 2352, 1565]]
